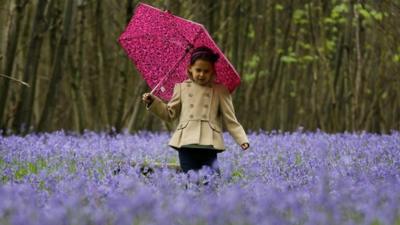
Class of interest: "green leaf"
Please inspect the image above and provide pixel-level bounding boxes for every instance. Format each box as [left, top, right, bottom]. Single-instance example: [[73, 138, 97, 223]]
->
[[325, 40, 336, 52], [168, 157, 177, 164], [301, 55, 317, 62], [248, 24, 255, 39], [28, 162, 38, 174], [293, 9, 305, 23], [244, 73, 255, 83], [1, 176, 9, 183], [381, 92, 388, 100], [355, 4, 385, 24], [281, 56, 297, 64], [370, 218, 383, 225], [300, 43, 311, 50], [323, 17, 335, 24], [393, 54, 400, 63], [338, 17, 347, 24], [69, 160, 77, 173], [394, 216, 400, 225], [333, 3, 349, 15], [275, 4, 284, 11], [232, 169, 245, 181], [39, 180, 46, 190], [281, 52, 298, 64], [295, 153, 302, 165], [371, 11, 383, 21], [247, 55, 260, 68], [299, 19, 308, 25], [15, 166, 28, 180], [37, 158, 47, 169], [359, 8, 371, 19], [327, 3, 348, 26]]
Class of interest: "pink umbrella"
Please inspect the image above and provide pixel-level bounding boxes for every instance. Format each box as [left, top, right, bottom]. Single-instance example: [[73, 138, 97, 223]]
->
[[119, 3, 241, 101]]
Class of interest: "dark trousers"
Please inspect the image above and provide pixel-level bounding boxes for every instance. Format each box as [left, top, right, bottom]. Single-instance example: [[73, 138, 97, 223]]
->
[[178, 148, 220, 174]]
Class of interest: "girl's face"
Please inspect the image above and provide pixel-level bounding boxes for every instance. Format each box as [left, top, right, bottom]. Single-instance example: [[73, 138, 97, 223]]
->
[[189, 59, 214, 86]]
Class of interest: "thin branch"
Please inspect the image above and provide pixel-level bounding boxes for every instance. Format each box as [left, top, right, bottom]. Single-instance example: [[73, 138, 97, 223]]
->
[[0, 73, 30, 87]]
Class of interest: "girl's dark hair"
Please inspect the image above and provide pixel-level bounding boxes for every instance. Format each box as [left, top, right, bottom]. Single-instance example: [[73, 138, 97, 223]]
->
[[190, 46, 220, 65]]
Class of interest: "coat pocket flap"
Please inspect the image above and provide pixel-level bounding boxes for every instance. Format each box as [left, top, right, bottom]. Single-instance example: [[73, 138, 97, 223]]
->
[[208, 121, 222, 133], [177, 121, 189, 130]]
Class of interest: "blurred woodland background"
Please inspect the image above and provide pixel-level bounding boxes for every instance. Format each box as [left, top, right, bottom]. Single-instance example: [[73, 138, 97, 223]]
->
[[0, 0, 399, 134]]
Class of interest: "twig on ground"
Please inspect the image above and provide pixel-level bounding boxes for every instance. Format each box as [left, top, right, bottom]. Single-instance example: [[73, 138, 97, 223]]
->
[[113, 161, 182, 176]]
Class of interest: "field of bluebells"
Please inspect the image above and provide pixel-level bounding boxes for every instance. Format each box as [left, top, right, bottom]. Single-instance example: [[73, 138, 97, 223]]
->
[[0, 130, 399, 225]]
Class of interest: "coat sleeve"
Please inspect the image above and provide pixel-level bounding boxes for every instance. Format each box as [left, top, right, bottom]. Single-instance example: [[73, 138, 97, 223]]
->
[[147, 84, 181, 123], [219, 86, 249, 145]]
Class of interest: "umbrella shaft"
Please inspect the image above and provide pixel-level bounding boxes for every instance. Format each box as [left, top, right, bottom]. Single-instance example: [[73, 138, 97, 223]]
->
[[150, 47, 191, 95]]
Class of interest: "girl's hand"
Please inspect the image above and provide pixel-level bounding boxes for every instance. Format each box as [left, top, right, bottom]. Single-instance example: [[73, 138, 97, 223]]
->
[[241, 143, 250, 151], [142, 93, 154, 105]]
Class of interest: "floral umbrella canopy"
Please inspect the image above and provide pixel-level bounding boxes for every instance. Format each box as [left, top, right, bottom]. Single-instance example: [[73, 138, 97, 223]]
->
[[119, 3, 241, 101]]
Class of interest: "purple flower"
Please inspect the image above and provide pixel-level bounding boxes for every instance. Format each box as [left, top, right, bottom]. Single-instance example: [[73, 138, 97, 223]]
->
[[0, 130, 399, 224]]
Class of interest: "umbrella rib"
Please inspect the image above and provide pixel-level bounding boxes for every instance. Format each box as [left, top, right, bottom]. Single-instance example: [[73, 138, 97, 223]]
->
[[121, 35, 179, 44], [150, 29, 204, 95], [150, 48, 190, 95], [162, 10, 193, 49], [120, 35, 190, 51]]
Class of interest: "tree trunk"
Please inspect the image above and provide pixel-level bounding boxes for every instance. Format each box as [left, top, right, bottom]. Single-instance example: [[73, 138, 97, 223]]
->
[[68, 1, 87, 133], [12, 0, 48, 133], [353, 0, 363, 130], [95, 0, 112, 130], [38, 0, 75, 131], [231, 1, 241, 68], [126, 80, 147, 131], [0, 0, 27, 129], [114, 63, 129, 132], [265, 1, 294, 130]]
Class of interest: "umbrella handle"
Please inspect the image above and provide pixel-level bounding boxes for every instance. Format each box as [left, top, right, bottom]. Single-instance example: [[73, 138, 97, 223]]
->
[[150, 77, 166, 95]]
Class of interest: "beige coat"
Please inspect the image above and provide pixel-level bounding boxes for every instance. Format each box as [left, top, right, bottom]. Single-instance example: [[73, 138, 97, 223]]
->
[[147, 79, 248, 151]]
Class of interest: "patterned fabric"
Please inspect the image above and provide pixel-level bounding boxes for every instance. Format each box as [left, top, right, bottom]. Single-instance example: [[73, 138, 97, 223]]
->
[[119, 3, 241, 101]]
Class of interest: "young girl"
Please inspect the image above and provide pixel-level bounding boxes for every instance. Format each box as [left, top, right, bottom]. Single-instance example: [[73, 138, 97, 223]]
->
[[142, 46, 249, 174]]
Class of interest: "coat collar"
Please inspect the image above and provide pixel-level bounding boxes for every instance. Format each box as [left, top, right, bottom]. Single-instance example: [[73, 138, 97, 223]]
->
[[183, 79, 213, 88]]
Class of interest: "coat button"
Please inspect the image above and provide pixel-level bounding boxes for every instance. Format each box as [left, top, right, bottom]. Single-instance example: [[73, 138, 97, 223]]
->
[[190, 114, 194, 119], [204, 93, 210, 97], [204, 104, 208, 108], [189, 93, 193, 97], [190, 104, 194, 108], [187, 83, 191, 87], [202, 115, 207, 119]]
